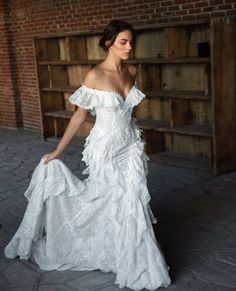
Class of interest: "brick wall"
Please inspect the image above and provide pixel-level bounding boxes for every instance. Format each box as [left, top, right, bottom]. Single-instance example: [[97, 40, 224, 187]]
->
[[0, 1, 23, 129], [0, 0, 236, 130]]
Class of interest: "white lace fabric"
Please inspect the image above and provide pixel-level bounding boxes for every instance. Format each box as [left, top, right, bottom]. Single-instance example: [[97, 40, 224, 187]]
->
[[4, 82, 171, 290]]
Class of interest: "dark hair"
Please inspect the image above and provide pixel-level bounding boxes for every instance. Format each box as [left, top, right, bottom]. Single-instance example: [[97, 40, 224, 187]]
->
[[99, 19, 136, 51]]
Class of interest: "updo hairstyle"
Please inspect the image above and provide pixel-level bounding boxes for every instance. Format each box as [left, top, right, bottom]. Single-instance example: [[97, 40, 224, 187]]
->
[[98, 19, 136, 52]]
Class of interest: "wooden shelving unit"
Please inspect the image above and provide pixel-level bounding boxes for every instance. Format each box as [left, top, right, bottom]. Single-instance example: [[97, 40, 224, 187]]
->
[[34, 18, 236, 175]]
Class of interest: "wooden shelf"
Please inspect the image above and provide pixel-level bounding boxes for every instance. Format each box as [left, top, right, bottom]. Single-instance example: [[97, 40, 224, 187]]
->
[[38, 57, 210, 66], [45, 110, 73, 119], [128, 57, 211, 64], [157, 124, 212, 137], [45, 111, 212, 138], [145, 90, 211, 100], [45, 110, 95, 123], [36, 18, 236, 175], [42, 87, 78, 93], [137, 118, 212, 137], [136, 119, 168, 130], [39, 60, 101, 66], [42, 87, 211, 100]]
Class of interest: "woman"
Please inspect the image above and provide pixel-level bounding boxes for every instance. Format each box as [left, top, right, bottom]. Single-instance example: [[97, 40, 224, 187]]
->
[[4, 19, 171, 290]]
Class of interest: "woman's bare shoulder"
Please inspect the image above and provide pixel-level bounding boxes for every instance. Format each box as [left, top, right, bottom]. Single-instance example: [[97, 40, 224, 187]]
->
[[126, 63, 138, 80], [82, 67, 101, 88]]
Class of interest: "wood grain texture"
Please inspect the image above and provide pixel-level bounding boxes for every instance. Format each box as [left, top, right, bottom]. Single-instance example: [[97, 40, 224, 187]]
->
[[211, 17, 236, 174]]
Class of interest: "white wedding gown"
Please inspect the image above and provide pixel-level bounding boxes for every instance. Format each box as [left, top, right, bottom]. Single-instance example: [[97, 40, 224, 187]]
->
[[4, 81, 171, 290]]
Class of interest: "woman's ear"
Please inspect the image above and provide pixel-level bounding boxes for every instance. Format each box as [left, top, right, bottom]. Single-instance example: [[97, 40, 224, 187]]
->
[[105, 40, 112, 49]]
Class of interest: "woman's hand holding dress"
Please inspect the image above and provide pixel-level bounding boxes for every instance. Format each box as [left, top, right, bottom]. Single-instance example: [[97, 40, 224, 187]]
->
[[41, 107, 88, 164]]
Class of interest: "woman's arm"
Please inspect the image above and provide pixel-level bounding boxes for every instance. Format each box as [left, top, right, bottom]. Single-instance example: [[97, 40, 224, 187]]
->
[[41, 107, 88, 164]]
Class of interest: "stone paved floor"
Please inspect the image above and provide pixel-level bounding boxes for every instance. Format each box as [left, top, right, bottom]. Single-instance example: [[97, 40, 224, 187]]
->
[[0, 127, 235, 291]]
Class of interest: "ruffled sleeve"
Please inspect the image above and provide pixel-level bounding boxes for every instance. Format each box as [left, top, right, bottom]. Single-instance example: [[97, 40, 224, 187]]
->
[[69, 85, 97, 116]]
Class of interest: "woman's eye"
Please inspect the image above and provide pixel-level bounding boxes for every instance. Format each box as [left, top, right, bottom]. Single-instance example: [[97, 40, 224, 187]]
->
[[120, 42, 133, 46]]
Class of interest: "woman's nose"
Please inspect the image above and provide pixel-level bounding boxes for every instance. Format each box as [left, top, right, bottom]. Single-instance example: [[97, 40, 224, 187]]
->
[[126, 43, 132, 50]]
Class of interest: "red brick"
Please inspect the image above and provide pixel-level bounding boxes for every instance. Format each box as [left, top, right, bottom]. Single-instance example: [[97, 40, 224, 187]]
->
[[174, 0, 186, 3], [161, 1, 173, 6], [183, 14, 196, 20], [168, 5, 180, 11], [226, 9, 236, 15], [176, 9, 188, 15], [209, 0, 224, 5], [225, 0, 236, 3], [188, 8, 202, 14], [218, 4, 233, 10], [182, 3, 194, 9], [195, 1, 208, 8]]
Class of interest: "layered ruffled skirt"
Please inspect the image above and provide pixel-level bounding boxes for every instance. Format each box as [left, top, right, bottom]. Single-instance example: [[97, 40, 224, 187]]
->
[[4, 120, 171, 290]]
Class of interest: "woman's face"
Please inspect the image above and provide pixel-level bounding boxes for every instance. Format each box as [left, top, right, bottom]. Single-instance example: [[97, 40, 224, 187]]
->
[[106, 29, 134, 60]]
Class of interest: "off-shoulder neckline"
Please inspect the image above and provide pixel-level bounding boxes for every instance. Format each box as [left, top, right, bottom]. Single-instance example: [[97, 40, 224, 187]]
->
[[81, 80, 137, 102]]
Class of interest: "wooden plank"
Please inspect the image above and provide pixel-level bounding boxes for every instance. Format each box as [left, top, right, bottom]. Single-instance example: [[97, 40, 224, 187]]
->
[[145, 90, 211, 100], [37, 65, 50, 88], [41, 87, 211, 101], [158, 124, 212, 137], [58, 37, 69, 60], [171, 133, 213, 162], [170, 99, 190, 127], [64, 92, 76, 111], [161, 63, 209, 92], [67, 36, 87, 60], [38, 57, 210, 66], [133, 97, 171, 122], [67, 65, 91, 86], [211, 17, 236, 174], [189, 99, 212, 126], [164, 27, 187, 58], [46, 38, 60, 61], [45, 110, 95, 121], [164, 132, 213, 164], [86, 35, 106, 60], [44, 110, 95, 137], [135, 30, 165, 59], [38, 60, 101, 65], [34, 38, 47, 61], [41, 92, 64, 137], [134, 57, 210, 64], [50, 65, 68, 87], [137, 64, 161, 91], [187, 24, 210, 57], [41, 92, 64, 113], [42, 87, 78, 92], [133, 98, 150, 119], [141, 130, 163, 154]]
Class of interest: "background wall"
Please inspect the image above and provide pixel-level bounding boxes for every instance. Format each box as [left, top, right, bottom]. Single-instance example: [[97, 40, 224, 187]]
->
[[0, 0, 236, 130]]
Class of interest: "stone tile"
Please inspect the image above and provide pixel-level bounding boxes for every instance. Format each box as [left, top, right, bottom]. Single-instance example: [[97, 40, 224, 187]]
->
[[1, 260, 39, 288]]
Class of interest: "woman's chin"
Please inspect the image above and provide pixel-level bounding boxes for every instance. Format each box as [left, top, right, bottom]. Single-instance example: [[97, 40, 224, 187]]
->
[[121, 54, 130, 60]]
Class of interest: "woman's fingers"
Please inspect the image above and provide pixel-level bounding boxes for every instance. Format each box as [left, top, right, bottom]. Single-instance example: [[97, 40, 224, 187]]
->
[[41, 151, 59, 164], [41, 154, 52, 164]]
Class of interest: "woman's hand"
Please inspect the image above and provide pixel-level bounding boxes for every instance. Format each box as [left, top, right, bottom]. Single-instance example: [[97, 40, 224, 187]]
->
[[40, 107, 87, 165], [41, 149, 61, 165]]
